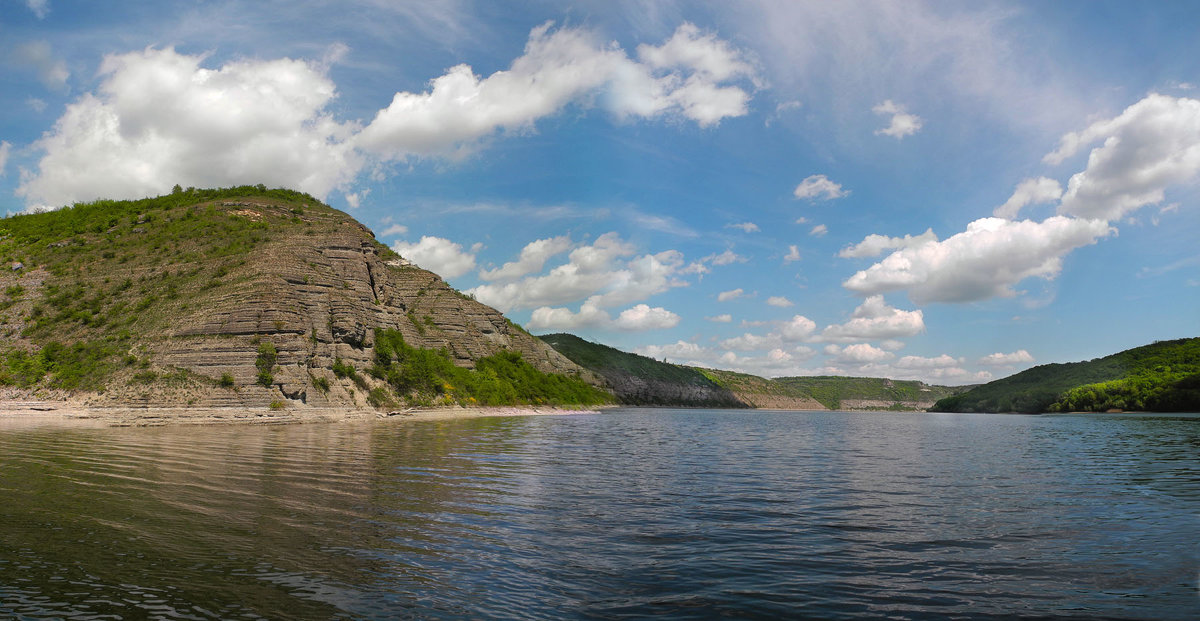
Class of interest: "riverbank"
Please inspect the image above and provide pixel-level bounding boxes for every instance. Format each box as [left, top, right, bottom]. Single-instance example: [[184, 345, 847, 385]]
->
[[0, 400, 606, 429]]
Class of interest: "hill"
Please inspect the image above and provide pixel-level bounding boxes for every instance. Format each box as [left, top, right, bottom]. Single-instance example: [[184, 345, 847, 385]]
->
[[0, 186, 610, 415], [540, 333, 964, 411], [930, 338, 1200, 413], [774, 376, 966, 411]]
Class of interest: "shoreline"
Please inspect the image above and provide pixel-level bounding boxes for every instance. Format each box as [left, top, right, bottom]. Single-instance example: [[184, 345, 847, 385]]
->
[[0, 401, 608, 430]]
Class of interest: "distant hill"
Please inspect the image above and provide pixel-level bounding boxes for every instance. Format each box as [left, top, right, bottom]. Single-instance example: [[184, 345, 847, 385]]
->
[[540, 333, 963, 411], [774, 376, 967, 411], [930, 338, 1200, 413]]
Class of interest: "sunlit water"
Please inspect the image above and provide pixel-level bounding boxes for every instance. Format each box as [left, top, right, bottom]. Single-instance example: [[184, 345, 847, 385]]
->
[[0, 409, 1196, 619]]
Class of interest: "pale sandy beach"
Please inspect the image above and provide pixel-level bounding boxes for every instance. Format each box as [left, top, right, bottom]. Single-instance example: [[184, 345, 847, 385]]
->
[[0, 400, 605, 429]]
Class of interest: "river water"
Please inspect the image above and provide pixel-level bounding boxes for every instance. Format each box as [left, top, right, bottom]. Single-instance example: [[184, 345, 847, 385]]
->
[[0, 409, 1196, 619]]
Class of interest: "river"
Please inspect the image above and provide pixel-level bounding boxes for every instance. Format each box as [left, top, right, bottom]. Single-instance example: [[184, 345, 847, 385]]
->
[[1, 409, 1196, 619]]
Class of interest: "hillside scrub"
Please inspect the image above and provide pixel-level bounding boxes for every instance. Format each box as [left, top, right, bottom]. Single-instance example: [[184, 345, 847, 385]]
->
[[370, 329, 611, 407]]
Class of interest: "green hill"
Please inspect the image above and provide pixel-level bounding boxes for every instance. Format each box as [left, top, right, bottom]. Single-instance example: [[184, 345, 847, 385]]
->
[[930, 338, 1200, 413], [774, 376, 966, 411], [0, 186, 609, 412]]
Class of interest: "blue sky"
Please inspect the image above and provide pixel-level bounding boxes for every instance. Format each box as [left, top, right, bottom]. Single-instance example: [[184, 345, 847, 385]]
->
[[1, 0, 1197, 383]]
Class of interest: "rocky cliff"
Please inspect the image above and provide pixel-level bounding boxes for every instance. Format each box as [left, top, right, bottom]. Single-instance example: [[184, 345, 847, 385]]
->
[[0, 188, 598, 412]]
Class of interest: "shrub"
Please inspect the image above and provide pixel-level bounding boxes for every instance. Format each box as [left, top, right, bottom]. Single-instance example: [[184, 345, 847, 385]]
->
[[268, 400, 286, 410], [218, 373, 235, 388]]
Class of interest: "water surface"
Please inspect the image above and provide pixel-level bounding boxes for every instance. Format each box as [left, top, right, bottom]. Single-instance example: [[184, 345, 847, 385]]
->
[[1, 409, 1196, 619]]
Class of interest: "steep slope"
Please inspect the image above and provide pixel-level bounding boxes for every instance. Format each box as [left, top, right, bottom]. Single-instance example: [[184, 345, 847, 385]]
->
[[931, 338, 1200, 413], [0, 187, 606, 412], [774, 376, 966, 411], [539, 333, 746, 407]]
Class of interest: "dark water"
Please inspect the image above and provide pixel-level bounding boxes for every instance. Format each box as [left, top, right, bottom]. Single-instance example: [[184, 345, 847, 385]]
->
[[0, 409, 1196, 620]]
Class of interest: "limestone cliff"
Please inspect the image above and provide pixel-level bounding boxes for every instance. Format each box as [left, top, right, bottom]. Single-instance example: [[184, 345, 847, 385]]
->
[[0, 188, 597, 411]]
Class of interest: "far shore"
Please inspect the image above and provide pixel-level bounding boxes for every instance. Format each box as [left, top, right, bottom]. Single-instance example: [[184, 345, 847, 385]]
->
[[0, 400, 610, 430]]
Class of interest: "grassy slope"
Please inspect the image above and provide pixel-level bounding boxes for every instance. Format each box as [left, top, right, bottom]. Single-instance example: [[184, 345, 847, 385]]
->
[[930, 338, 1200, 413], [0, 186, 608, 407]]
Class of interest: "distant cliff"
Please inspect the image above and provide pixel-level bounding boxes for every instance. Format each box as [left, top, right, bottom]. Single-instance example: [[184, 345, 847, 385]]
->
[[0, 187, 608, 412]]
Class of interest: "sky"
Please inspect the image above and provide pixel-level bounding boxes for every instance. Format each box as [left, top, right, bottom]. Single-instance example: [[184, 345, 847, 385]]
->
[[1, 0, 1197, 384]]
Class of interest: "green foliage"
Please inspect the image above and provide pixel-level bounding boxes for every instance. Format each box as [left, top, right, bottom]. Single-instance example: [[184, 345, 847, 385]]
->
[[933, 338, 1200, 413], [332, 358, 356, 380], [372, 328, 611, 407], [218, 373, 235, 388], [311, 375, 329, 393], [268, 400, 286, 410], [773, 376, 963, 410], [0, 340, 120, 391], [255, 341, 276, 387]]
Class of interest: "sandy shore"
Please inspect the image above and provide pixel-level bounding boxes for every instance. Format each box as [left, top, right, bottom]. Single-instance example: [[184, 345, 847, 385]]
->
[[0, 401, 606, 429]]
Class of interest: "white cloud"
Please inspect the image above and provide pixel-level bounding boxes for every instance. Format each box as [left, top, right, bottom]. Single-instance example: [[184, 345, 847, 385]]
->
[[392, 236, 477, 279], [809, 224, 828, 237], [838, 228, 938, 258], [978, 350, 1035, 366], [717, 288, 744, 302], [0, 142, 10, 176], [17, 47, 362, 208], [894, 354, 962, 369], [994, 177, 1063, 219], [527, 301, 679, 332], [13, 41, 69, 91], [378, 223, 408, 238], [615, 304, 681, 331], [479, 235, 572, 282], [1046, 94, 1200, 221], [820, 295, 924, 342], [636, 340, 710, 361], [25, 0, 48, 18], [344, 188, 370, 208], [794, 216, 808, 224], [879, 339, 905, 351], [356, 22, 757, 159], [783, 245, 801, 263], [843, 216, 1115, 304], [706, 249, 746, 266], [873, 99, 922, 139], [779, 315, 817, 341], [707, 314, 733, 323], [827, 343, 894, 364], [468, 233, 690, 312], [767, 296, 793, 307], [721, 332, 781, 351], [26, 97, 47, 113], [726, 221, 760, 233], [793, 174, 848, 200]]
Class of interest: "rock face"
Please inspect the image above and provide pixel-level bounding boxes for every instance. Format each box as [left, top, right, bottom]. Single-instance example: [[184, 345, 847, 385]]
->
[[57, 198, 591, 410]]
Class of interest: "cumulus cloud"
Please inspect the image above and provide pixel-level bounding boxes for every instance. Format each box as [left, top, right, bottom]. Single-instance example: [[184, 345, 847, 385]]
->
[[994, 177, 1063, 219], [479, 235, 572, 282], [1046, 94, 1200, 221], [783, 245, 801, 263], [526, 300, 679, 332], [392, 236, 477, 278], [843, 216, 1114, 304], [838, 228, 938, 259], [793, 174, 848, 200], [707, 314, 733, 323], [468, 232, 691, 313], [809, 224, 828, 237], [978, 350, 1035, 366], [894, 354, 962, 369], [820, 295, 924, 342], [0, 142, 10, 176], [357, 22, 757, 159], [378, 223, 408, 238], [25, 0, 48, 19], [873, 100, 922, 139], [706, 249, 746, 266], [13, 41, 69, 91], [717, 288, 744, 302], [636, 340, 710, 361], [726, 221, 760, 233], [17, 47, 362, 208], [767, 296, 793, 307], [722, 332, 781, 351], [827, 343, 894, 364], [779, 315, 817, 341]]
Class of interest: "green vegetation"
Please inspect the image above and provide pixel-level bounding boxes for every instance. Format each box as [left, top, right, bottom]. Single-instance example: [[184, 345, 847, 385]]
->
[[255, 341, 276, 387], [218, 373, 235, 388], [369, 329, 611, 407], [931, 338, 1200, 413], [0, 184, 333, 393], [774, 376, 964, 410]]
